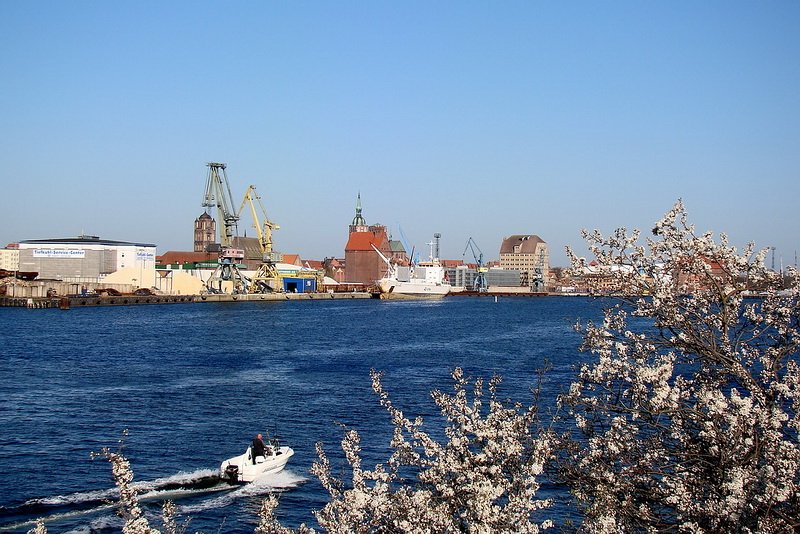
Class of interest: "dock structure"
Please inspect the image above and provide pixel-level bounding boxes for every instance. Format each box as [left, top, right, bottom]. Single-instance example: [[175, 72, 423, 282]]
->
[[0, 291, 372, 309], [0, 294, 199, 308], [196, 292, 371, 302], [0, 297, 65, 309], [451, 290, 550, 297]]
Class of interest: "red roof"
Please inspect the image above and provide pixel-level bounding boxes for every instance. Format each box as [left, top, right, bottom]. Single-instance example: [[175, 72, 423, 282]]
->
[[282, 254, 301, 266], [346, 231, 386, 251], [303, 259, 324, 270], [500, 234, 546, 254]]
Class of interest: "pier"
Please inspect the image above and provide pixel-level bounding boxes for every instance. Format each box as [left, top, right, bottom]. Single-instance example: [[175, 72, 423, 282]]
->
[[0, 291, 373, 309], [0, 290, 570, 309], [451, 290, 550, 297]]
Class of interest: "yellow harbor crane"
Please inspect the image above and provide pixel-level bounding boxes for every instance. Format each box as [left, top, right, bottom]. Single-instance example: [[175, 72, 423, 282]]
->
[[238, 185, 281, 293]]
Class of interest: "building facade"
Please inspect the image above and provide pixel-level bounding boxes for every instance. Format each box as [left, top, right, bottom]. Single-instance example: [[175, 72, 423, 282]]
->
[[194, 212, 216, 252], [343, 194, 395, 285], [323, 257, 346, 283], [0, 245, 20, 273], [446, 265, 522, 291], [345, 225, 393, 286], [388, 239, 408, 264], [499, 234, 550, 291], [17, 235, 157, 285]]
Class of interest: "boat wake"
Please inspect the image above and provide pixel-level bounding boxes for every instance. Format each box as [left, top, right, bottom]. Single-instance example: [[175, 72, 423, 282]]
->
[[179, 469, 306, 514], [0, 468, 306, 532]]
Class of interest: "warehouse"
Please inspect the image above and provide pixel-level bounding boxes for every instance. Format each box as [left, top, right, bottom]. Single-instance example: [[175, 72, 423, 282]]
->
[[17, 235, 157, 286]]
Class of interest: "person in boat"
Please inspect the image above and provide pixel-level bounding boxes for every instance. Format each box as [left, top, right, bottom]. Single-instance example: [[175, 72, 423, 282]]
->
[[251, 433, 271, 464]]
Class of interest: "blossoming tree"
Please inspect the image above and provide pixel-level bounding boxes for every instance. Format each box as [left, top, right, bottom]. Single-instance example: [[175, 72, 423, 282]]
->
[[560, 200, 800, 532], [304, 368, 554, 533]]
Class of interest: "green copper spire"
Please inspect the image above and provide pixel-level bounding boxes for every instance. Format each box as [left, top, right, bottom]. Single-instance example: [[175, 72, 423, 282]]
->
[[351, 192, 366, 226]]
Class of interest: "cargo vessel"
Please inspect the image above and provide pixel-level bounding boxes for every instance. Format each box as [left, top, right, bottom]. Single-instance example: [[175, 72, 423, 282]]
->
[[372, 243, 451, 299]]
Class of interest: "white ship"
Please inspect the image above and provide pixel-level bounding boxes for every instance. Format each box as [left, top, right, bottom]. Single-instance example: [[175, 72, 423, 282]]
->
[[372, 239, 452, 299]]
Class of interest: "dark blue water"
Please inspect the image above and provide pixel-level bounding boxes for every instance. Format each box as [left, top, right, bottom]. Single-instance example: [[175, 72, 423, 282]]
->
[[0, 297, 605, 533]]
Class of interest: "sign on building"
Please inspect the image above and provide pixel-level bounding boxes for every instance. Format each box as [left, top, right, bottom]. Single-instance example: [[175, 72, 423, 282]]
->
[[32, 249, 86, 259]]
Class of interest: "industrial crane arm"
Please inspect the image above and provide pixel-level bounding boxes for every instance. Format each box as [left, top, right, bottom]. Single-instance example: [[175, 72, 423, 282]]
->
[[463, 237, 485, 268], [202, 162, 240, 247], [237, 184, 279, 256], [463, 237, 489, 292]]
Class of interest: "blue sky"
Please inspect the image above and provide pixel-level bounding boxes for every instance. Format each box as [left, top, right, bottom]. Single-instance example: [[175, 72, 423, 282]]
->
[[2, 2, 798, 267]]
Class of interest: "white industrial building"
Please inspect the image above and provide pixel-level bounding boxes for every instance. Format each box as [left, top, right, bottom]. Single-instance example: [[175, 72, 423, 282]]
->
[[16, 235, 157, 287], [0, 247, 19, 272]]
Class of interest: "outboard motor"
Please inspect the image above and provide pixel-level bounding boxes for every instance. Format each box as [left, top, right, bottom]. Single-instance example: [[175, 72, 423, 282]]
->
[[224, 464, 240, 484]]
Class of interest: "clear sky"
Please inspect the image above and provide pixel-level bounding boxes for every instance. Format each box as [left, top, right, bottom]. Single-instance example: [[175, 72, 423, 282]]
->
[[2, 1, 798, 267]]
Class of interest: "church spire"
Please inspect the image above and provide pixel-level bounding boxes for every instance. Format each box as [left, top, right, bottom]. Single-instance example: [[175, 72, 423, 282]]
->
[[350, 192, 367, 231]]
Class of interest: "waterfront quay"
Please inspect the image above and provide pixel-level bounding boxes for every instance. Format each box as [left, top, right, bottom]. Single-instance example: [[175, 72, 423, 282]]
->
[[0, 290, 561, 308], [452, 290, 550, 297], [0, 291, 372, 309]]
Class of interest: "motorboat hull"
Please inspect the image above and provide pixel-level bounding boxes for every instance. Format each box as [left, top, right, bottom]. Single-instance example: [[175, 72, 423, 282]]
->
[[219, 445, 294, 484]]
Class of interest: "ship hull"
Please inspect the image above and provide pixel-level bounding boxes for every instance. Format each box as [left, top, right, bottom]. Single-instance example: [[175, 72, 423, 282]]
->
[[378, 279, 451, 299]]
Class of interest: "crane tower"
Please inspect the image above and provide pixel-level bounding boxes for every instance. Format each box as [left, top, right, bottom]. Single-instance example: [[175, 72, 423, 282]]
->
[[203, 163, 240, 247], [463, 237, 488, 292], [532, 249, 547, 293], [201, 162, 248, 293], [238, 185, 282, 292]]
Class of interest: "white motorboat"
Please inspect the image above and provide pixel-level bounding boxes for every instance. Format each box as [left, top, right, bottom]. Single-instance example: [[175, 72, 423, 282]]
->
[[219, 438, 294, 484], [372, 239, 451, 299]]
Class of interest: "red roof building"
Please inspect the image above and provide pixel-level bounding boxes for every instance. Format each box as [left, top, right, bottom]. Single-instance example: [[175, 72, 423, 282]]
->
[[303, 259, 324, 271], [441, 259, 464, 269], [282, 254, 302, 267], [324, 257, 346, 283], [345, 226, 392, 286], [343, 194, 392, 286]]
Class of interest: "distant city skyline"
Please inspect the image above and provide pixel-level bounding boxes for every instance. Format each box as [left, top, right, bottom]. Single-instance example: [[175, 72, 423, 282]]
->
[[2, 2, 798, 267]]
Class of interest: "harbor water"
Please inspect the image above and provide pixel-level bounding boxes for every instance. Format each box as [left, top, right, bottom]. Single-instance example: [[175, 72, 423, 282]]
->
[[0, 297, 607, 532]]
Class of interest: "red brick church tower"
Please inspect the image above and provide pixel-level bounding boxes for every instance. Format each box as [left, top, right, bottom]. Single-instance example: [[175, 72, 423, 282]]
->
[[194, 212, 216, 252], [344, 194, 392, 286]]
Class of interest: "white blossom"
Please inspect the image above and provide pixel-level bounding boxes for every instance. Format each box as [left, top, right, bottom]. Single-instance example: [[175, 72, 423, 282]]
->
[[560, 200, 800, 532], [311, 369, 555, 533]]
